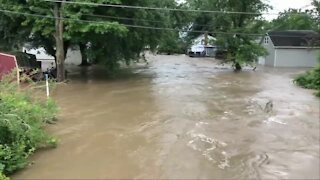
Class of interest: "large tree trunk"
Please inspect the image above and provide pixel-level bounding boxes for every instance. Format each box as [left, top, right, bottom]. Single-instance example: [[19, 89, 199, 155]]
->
[[64, 41, 70, 59], [79, 43, 90, 66], [234, 62, 242, 71], [54, 1, 65, 82]]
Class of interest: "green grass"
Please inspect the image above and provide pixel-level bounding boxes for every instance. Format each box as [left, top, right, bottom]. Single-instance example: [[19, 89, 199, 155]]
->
[[0, 73, 58, 176], [294, 64, 320, 97]]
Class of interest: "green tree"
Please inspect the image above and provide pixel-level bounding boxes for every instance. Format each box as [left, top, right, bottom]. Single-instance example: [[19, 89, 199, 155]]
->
[[294, 1, 320, 97], [26, 0, 127, 81], [66, 0, 184, 70], [0, 0, 181, 79], [0, 8, 31, 52], [271, 9, 316, 31], [158, 31, 188, 54], [186, 0, 270, 70], [155, 2, 193, 55], [311, 0, 320, 33]]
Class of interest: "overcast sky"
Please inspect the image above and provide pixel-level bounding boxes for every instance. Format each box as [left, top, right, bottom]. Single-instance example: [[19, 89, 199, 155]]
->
[[177, 0, 314, 20], [264, 0, 313, 20]]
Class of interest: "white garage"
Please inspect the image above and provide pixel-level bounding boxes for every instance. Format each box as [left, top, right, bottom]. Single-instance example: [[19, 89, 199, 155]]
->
[[261, 30, 319, 67]]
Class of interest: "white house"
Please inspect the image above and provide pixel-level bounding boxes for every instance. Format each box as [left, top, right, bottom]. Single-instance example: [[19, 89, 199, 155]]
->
[[22, 46, 82, 71], [22, 47, 55, 72], [260, 30, 320, 67], [188, 34, 217, 57]]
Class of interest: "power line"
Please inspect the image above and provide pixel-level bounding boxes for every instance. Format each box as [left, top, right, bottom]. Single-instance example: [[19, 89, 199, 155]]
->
[[2, 2, 317, 31], [81, 13, 213, 28], [0, 9, 261, 36], [0, 9, 318, 39], [42, 0, 280, 16], [0, 3, 227, 28]]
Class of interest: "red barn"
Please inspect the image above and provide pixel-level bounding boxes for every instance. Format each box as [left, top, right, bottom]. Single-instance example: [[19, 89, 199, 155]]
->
[[0, 52, 19, 81]]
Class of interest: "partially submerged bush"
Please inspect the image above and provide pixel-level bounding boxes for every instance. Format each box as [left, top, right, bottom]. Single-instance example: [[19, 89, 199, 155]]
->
[[0, 172, 9, 180], [294, 64, 320, 97], [0, 73, 57, 176]]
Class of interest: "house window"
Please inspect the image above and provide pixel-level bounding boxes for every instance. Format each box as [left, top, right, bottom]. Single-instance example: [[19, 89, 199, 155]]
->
[[264, 37, 269, 44]]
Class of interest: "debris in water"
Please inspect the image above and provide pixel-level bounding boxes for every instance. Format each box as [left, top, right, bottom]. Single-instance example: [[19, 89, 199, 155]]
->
[[264, 100, 273, 113], [266, 117, 287, 125]]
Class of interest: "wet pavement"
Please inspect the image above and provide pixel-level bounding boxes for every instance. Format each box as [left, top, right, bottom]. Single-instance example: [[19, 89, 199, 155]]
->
[[13, 54, 320, 179]]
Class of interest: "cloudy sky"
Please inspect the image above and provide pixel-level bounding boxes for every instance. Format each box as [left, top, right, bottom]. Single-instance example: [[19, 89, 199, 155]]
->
[[264, 0, 313, 20], [177, 0, 314, 20]]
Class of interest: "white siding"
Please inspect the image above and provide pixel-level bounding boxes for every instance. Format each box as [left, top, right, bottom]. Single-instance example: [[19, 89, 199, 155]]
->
[[23, 46, 82, 70], [38, 60, 55, 72], [263, 36, 275, 66], [23, 47, 54, 60], [258, 56, 265, 65], [275, 49, 319, 67], [192, 34, 216, 46], [65, 47, 81, 65]]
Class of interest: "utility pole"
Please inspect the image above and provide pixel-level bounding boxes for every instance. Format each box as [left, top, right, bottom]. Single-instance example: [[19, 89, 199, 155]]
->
[[204, 31, 208, 46], [53, 1, 65, 82]]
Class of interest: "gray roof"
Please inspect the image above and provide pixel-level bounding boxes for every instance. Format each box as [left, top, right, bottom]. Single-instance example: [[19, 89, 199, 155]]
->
[[267, 30, 320, 47]]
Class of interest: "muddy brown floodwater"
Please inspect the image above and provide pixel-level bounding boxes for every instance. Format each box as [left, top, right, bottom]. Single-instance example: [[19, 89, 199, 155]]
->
[[13, 54, 319, 179]]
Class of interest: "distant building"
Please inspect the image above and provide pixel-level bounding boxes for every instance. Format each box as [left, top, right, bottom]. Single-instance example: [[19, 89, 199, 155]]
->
[[22, 46, 82, 72], [188, 34, 217, 57], [22, 47, 55, 72], [0, 52, 18, 80], [260, 30, 320, 67]]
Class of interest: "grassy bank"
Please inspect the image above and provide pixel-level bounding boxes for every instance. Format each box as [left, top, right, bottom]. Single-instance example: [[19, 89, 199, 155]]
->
[[295, 64, 320, 97], [0, 75, 57, 178]]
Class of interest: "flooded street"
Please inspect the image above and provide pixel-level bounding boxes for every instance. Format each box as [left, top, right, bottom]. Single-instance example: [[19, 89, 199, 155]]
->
[[14, 55, 319, 179]]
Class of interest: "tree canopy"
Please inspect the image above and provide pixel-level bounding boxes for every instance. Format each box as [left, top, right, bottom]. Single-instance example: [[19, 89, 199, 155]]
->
[[0, 0, 182, 80], [185, 0, 270, 69], [0, 0, 319, 75], [270, 9, 317, 31]]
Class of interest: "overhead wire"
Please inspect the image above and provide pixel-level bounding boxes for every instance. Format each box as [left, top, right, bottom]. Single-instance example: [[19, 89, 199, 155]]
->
[[0, 8, 318, 38], [0, 9, 249, 35], [42, 0, 281, 16], [0, 3, 221, 28], [81, 13, 214, 28], [2, 1, 317, 30]]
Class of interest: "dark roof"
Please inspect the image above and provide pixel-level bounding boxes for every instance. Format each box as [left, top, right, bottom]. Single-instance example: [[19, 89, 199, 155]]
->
[[267, 30, 320, 47], [8, 51, 40, 69]]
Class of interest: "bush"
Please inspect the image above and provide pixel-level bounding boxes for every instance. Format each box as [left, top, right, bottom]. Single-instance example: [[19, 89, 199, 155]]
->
[[294, 64, 320, 97], [0, 73, 57, 176], [157, 32, 187, 55], [157, 41, 186, 55], [0, 172, 9, 180]]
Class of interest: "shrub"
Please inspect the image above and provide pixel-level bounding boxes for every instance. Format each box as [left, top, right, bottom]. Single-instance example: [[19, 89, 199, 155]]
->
[[157, 32, 187, 55], [0, 73, 57, 176], [294, 64, 320, 97], [0, 172, 9, 180]]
